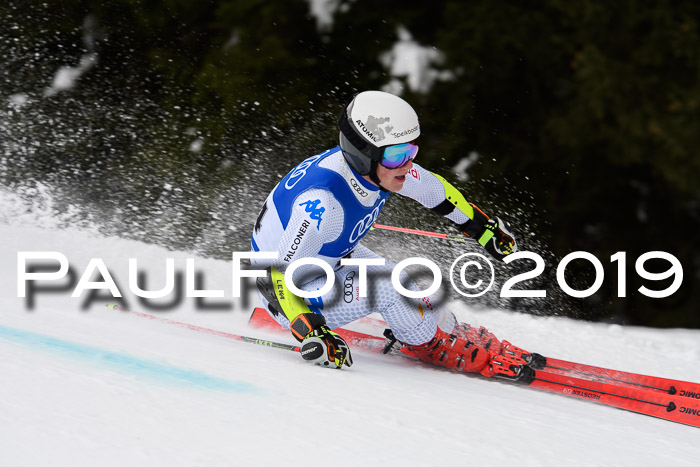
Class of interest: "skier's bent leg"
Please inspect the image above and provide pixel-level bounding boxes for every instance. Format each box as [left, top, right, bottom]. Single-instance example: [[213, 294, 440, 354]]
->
[[299, 247, 503, 376], [347, 259, 500, 375], [380, 267, 531, 378]]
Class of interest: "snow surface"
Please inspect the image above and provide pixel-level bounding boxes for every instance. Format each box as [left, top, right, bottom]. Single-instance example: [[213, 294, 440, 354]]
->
[[1, 210, 700, 466]]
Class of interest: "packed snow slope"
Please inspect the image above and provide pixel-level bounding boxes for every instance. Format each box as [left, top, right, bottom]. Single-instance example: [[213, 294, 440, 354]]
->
[[1, 216, 699, 466]]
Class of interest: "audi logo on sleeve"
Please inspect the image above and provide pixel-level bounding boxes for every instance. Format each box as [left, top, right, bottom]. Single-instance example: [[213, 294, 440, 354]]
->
[[343, 271, 356, 303]]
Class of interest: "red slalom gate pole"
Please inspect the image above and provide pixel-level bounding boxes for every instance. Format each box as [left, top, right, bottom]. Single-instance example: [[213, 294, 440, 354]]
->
[[371, 223, 474, 243]]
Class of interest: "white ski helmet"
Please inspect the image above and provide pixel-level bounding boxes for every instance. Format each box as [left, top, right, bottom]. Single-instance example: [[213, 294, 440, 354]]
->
[[338, 91, 420, 182]]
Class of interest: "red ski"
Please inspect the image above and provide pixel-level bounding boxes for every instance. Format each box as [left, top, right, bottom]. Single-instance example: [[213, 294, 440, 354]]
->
[[329, 310, 700, 401], [539, 357, 700, 400], [528, 369, 700, 428], [114, 305, 699, 428], [249, 307, 700, 427]]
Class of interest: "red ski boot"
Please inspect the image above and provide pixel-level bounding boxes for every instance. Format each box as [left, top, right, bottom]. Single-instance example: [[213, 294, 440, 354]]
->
[[453, 323, 541, 368], [500, 341, 531, 364], [402, 327, 490, 373], [403, 327, 535, 383], [452, 323, 503, 355], [480, 352, 535, 383]]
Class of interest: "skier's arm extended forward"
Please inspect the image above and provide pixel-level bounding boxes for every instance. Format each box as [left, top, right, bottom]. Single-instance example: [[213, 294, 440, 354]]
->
[[398, 163, 517, 261]]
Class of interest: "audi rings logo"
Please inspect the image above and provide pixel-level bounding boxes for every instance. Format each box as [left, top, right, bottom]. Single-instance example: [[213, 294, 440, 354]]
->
[[285, 153, 324, 190], [350, 178, 368, 197], [349, 200, 385, 243], [344, 271, 355, 303]]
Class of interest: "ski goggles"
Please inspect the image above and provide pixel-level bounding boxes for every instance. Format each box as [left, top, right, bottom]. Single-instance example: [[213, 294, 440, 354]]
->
[[380, 142, 419, 169]]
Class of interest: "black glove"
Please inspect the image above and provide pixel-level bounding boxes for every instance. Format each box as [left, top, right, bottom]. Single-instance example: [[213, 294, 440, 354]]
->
[[461, 203, 517, 261], [479, 217, 516, 261], [290, 313, 353, 369]]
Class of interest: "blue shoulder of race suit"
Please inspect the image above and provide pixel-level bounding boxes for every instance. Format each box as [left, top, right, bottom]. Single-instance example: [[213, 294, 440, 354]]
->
[[271, 147, 389, 258]]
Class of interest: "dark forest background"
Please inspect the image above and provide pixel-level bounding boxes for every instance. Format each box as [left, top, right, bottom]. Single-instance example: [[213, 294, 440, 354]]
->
[[1, 0, 698, 328]]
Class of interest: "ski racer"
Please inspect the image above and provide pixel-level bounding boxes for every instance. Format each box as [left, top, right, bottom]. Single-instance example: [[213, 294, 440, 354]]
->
[[251, 90, 528, 379]]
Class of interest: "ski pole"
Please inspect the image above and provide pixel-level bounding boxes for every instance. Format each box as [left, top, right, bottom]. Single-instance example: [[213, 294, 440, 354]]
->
[[106, 303, 300, 352], [371, 223, 475, 243]]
